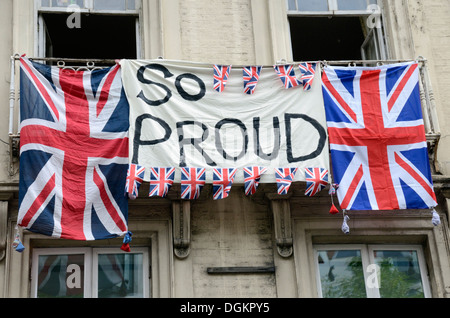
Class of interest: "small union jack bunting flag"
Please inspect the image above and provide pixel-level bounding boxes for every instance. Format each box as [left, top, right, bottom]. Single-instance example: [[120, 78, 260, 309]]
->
[[273, 65, 301, 89], [125, 164, 145, 200], [149, 167, 176, 198], [213, 65, 232, 92], [305, 167, 329, 197], [213, 168, 237, 200], [298, 63, 316, 91], [181, 167, 206, 200], [275, 168, 298, 195], [243, 66, 262, 94], [243, 167, 268, 196]]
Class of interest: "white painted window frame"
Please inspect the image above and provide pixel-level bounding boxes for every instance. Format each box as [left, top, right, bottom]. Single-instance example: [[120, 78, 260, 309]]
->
[[34, 0, 142, 59], [286, 0, 377, 16], [314, 244, 432, 298], [37, 0, 141, 14], [92, 247, 150, 298], [31, 247, 150, 298], [286, 0, 388, 60]]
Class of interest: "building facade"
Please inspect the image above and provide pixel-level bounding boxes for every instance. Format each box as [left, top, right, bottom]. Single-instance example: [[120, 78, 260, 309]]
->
[[0, 0, 449, 298]]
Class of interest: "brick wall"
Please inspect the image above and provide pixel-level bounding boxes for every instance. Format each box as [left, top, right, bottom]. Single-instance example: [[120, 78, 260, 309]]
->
[[179, 0, 256, 64], [190, 186, 277, 298]]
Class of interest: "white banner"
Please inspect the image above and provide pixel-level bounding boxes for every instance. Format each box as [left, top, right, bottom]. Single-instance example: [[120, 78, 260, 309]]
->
[[121, 59, 329, 183]]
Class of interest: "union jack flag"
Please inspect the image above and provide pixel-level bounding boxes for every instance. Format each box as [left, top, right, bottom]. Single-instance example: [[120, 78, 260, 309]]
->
[[299, 63, 316, 91], [273, 65, 300, 89], [181, 168, 206, 200], [305, 167, 329, 197], [275, 168, 298, 195], [212, 168, 237, 200], [213, 65, 231, 92], [125, 164, 145, 199], [18, 57, 129, 241], [243, 167, 267, 196], [322, 62, 437, 210], [243, 66, 262, 94], [149, 167, 175, 198]]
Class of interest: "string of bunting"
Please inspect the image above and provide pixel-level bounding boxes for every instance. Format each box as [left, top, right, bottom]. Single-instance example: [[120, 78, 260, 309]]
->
[[125, 165, 329, 201], [213, 62, 317, 93]]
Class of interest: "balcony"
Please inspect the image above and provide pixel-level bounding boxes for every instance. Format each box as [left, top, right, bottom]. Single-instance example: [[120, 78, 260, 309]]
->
[[6, 56, 442, 176]]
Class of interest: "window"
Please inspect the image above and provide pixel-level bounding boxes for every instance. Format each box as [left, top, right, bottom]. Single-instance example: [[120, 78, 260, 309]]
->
[[315, 245, 431, 298], [287, 0, 388, 61], [36, 0, 141, 60], [31, 247, 150, 298]]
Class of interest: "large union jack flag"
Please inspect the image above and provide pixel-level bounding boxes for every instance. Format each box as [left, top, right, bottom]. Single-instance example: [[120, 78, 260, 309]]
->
[[149, 167, 175, 198], [243, 167, 267, 196], [212, 168, 237, 200], [275, 168, 298, 195], [322, 62, 437, 210], [181, 167, 206, 200], [18, 57, 130, 241], [274, 65, 300, 89], [213, 65, 231, 92], [243, 66, 262, 95], [305, 167, 329, 197]]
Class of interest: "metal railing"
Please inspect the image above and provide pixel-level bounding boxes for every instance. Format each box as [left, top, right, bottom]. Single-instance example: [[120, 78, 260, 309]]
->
[[6, 55, 442, 175]]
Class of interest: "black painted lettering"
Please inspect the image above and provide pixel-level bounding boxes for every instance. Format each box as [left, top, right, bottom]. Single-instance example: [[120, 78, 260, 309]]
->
[[132, 114, 172, 163], [253, 117, 281, 160], [177, 121, 217, 167], [285, 113, 327, 163], [136, 63, 173, 106], [215, 118, 248, 162], [175, 73, 206, 102]]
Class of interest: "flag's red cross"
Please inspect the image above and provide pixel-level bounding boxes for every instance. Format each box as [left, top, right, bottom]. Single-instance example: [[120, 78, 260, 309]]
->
[[323, 65, 435, 210], [181, 168, 205, 199], [19, 65, 129, 240], [150, 168, 174, 196]]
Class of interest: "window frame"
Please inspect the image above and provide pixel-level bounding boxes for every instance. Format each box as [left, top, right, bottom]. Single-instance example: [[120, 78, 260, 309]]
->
[[286, 0, 388, 61], [34, 0, 143, 59], [286, 0, 378, 16], [31, 247, 150, 298], [92, 247, 150, 298], [36, 0, 141, 15], [314, 244, 432, 298]]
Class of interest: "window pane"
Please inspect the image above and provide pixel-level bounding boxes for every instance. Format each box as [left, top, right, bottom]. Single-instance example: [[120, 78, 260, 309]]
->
[[337, 0, 370, 10], [97, 253, 144, 298], [287, 0, 297, 11], [52, 0, 84, 7], [94, 0, 126, 10], [373, 250, 425, 298], [297, 0, 329, 11], [127, 0, 136, 10], [317, 250, 367, 298], [37, 254, 85, 298]]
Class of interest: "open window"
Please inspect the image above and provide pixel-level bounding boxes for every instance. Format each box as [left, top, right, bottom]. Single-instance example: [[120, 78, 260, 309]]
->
[[36, 0, 141, 61], [287, 0, 388, 62]]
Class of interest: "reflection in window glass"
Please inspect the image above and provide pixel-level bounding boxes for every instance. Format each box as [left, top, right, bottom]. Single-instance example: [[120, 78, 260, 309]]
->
[[94, 0, 126, 10], [37, 254, 84, 298], [317, 250, 366, 298], [297, 0, 329, 11], [373, 250, 425, 298], [337, 0, 378, 10], [97, 253, 144, 298], [52, 0, 84, 7]]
